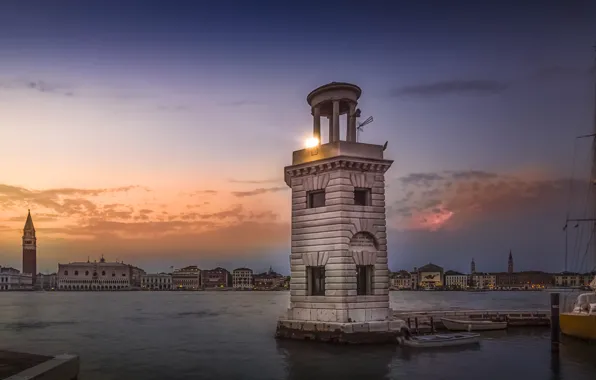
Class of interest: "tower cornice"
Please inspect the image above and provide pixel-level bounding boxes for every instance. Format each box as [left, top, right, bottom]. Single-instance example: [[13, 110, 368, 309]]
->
[[284, 156, 393, 186]]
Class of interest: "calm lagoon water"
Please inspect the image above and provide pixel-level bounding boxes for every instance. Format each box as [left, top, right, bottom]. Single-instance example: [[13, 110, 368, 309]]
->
[[1, 291, 594, 380]]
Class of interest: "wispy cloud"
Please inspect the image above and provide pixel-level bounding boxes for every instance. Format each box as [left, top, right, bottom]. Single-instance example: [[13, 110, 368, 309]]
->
[[392, 80, 509, 98], [231, 187, 288, 197], [189, 190, 218, 196], [228, 178, 283, 184], [0, 78, 75, 96], [219, 100, 263, 107]]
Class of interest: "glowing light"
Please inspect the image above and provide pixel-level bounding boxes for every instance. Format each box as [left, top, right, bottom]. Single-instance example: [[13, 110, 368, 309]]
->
[[305, 137, 319, 148]]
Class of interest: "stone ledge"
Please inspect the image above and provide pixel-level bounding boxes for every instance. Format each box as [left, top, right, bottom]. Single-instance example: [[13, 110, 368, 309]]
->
[[275, 319, 407, 344]]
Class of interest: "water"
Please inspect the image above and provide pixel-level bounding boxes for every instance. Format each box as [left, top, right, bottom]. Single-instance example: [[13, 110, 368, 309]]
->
[[0, 291, 594, 380]]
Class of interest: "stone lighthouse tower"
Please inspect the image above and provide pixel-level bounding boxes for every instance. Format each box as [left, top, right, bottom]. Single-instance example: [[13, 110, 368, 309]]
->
[[276, 82, 404, 343]]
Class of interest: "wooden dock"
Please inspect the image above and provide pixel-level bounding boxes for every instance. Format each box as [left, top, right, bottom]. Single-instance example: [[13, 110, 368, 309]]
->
[[393, 309, 551, 333]]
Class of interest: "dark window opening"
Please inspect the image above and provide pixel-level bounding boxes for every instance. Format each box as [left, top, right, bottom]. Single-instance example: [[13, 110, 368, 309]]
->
[[308, 266, 325, 296], [74, 271, 79, 276], [354, 188, 371, 206], [308, 190, 326, 208], [356, 265, 373, 295]]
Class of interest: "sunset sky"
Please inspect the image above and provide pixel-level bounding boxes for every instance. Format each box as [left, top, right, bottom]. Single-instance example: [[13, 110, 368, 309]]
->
[[1, 0, 595, 274]]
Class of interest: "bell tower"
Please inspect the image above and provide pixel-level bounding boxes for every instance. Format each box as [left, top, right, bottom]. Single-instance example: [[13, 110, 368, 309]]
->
[[276, 83, 405, 343], [508, 250, 514, 274], [22, 209, 37, 281]]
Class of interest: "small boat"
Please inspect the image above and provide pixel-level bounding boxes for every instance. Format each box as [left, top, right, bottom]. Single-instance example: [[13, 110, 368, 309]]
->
[[399, 332, 480, 348], [441, 317, 507, 331]]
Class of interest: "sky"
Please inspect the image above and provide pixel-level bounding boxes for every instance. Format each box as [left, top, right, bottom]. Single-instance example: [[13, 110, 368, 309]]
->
[[1, 0, 595, 274]]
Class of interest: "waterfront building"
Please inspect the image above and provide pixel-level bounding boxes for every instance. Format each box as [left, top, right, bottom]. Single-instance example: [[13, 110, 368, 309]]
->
[[472, 273, 496, 289], [554, 272, 584, 287], [0, 266, 33, 290], [141, 273, 172, 290], [172, 266, 202, 290], [444, 270, 469, 289], [281, 82, 393, 324], [410, 270, 419, 290], [22, 210, 37, 284], [232, 268, 253, 290], [417, 263, 444, 289], [253, 267, 285, 290], [203, 267, 231, 288], [36, 273, 57, 290], [57, 256, 141, 290], [390, 270, 412, 290]]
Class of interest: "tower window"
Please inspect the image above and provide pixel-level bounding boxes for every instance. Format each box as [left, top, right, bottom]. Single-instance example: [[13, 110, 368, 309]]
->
[[354, 188, 371, 206], [356, 265, 373, 295], [307, 190, 326, 208], [307, 266, 325, 296]]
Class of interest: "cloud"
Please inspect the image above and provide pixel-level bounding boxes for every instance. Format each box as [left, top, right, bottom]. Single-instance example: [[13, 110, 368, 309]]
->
[[0, 184, 142, 217], [231, 187, 288, 197], [189, 190, 218, 196], [529, 65, 593, 82], [0, 78, 74, 96], [219, 100, 263, 107], [391, 80, 509, 98], [228, 178, 283, 184], [390, 170, 573, 232]]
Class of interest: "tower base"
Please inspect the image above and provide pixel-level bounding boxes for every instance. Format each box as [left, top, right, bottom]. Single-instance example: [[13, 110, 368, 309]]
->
[[275, 319, 407, 344]]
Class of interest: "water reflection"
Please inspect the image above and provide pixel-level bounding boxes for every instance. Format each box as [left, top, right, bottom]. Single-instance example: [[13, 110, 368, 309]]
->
[[277, 340, 395, 380]]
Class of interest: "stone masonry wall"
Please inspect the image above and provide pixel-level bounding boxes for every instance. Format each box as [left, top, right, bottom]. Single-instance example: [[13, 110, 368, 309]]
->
[[286, 159, 391, 323]]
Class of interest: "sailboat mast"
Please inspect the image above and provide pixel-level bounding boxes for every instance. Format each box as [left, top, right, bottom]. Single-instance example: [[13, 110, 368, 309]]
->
[[592, 46, 596, 271]]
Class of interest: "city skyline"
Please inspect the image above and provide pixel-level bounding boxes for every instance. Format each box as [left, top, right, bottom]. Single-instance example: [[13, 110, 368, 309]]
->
[[1, 1, 596, 273]]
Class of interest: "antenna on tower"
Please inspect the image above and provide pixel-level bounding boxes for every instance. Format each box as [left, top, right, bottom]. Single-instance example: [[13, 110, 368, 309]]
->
[[356, 116, 374, 142]]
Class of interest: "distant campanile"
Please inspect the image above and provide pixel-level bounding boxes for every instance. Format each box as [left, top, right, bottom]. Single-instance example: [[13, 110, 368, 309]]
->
[[22, 209, 37, 281], [470, 258, 476, 274], [508, 250, 513, 274]]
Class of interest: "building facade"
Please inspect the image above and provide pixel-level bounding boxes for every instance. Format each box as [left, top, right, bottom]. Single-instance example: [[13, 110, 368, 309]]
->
[[57, 256, 137, 290], [472, 273, 496, 289], [142, 273, 173, 290], [390, 270, 412, 290], [232, 268, 253, 290], [36, 273, 57, 290], [204, 267, 231, 288], [253, 267, 285, 290], [172, 266, 202, 290], [283, 82, 393, 323], [22, 210, 37, 283], [0, 267, 33, 290], [417, 263, 444, 289], [445, 271, 469, 289]]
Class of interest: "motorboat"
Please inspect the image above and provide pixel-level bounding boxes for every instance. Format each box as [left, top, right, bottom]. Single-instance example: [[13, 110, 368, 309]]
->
[[399, 332, 480, 348], [560, 280, 596, 341], [441, 317, 507, 331]]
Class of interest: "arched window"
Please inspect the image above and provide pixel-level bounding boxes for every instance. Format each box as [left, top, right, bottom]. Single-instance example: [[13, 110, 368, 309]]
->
[[112, 272, 116, 277], [64, 270, 68, 275], [101, 271, 106, 276], [93, 272, 97, 277], [85, 271, 89, 276], [122, 273, 126, 277], [74, 271, 79, 276]]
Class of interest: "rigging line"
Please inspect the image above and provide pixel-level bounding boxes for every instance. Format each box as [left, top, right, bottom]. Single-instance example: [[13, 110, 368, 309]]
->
[[571, 148, 594, 271], [577, 223, 595, 274]]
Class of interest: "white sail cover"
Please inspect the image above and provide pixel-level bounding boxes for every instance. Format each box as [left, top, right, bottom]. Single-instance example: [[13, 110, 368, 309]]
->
[[590, 275, 596, 291]]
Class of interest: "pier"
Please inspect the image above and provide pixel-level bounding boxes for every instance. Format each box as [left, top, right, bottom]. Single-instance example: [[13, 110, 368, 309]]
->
[[393, 309, 551, 333], [1, 350, 79, 380]]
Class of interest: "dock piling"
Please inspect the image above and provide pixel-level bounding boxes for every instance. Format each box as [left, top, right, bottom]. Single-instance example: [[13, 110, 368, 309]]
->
[[550, 292, 560, 353], [414, 317, 419, 335], [430, 317, 435, 334]]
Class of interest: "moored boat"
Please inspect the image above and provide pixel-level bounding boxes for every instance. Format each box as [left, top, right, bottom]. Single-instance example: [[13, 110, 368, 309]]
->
[[399, 332, 480, 348], [560, 284, 596, 341], [441, 317, 507, 331]]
